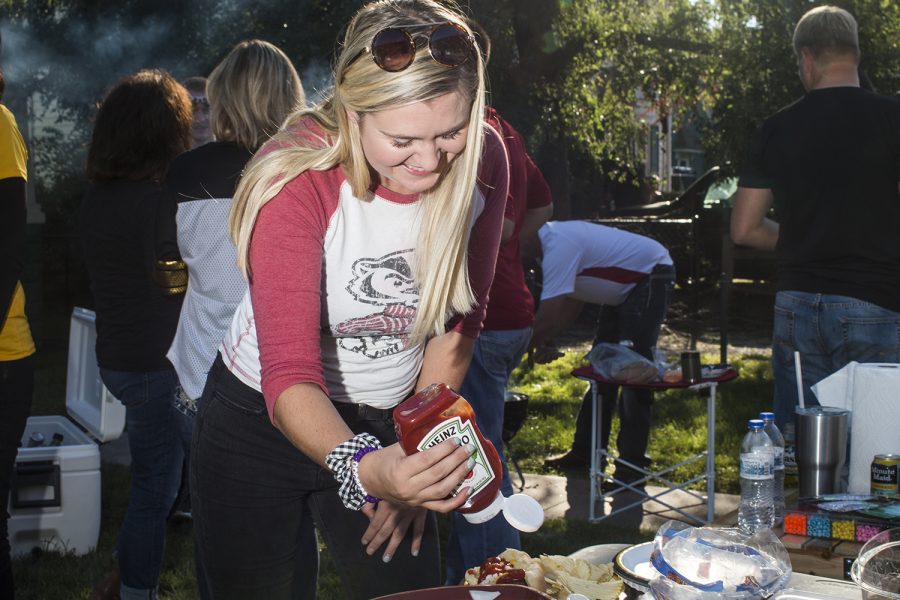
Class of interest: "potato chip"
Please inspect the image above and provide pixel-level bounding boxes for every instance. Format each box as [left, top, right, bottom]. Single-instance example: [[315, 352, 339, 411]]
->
[[464, 548, 622, 599], [556, 571, 624, 600]]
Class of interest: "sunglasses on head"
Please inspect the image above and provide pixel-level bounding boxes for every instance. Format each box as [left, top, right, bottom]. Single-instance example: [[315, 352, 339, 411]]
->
[[190, 96, 209, 109], [346, 21, 475, 75]]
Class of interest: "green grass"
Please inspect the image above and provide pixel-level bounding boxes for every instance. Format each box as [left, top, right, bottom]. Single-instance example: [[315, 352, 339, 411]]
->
[[13, 349, 774, 598], [510, 349, 774, 496]]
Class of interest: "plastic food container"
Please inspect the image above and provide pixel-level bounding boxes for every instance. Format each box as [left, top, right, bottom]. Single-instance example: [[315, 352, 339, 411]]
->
[[850, 527, 900, 599]]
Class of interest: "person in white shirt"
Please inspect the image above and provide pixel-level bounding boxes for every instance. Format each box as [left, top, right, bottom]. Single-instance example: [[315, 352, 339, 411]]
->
[[529, 221, 674, 488]]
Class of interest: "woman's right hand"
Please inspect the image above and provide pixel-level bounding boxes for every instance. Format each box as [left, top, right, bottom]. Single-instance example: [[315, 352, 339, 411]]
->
[[357, 439, 475, 512]]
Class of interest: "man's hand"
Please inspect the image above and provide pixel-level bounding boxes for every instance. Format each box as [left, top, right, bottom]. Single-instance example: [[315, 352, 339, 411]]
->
[[531, 345, 564, 364]]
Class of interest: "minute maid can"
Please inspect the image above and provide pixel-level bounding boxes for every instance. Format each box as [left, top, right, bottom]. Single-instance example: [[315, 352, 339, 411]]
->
[[871, 454, 900, 497]]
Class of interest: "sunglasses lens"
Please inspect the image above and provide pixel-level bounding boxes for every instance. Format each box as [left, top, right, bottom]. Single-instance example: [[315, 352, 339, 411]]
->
[[429, 23, 472, 67], [371, 29, 415, 72]]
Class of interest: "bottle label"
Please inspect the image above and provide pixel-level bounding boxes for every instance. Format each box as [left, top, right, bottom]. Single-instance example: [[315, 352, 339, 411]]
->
[[416, 416, 495, 502], [740, 448, 774, 480], [783, 444, 798, 475], [773, 446, 784, 471]]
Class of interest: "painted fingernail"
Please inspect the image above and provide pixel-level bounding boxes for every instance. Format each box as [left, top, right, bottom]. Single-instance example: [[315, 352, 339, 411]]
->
[[382, 554, 392, 563], [466, 456, 476, 469], [411, 549, 419, 557], [464, 443, 476, 454], [451, 437, 462, 446]]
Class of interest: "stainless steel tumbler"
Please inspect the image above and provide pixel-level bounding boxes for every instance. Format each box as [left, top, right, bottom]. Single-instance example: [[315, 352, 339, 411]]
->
[[795, 406, 849, 498]]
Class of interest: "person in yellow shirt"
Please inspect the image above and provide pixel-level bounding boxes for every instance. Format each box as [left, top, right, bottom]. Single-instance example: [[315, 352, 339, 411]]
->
[[0, 66, 35, 600]]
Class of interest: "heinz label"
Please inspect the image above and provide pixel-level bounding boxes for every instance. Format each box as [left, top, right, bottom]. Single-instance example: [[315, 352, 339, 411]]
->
[[417, 416, 495, 501]]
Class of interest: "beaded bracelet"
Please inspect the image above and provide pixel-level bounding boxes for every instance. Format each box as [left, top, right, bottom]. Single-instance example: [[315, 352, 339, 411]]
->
[[351, 446, 380, 505], [324, 433, 383, 511]]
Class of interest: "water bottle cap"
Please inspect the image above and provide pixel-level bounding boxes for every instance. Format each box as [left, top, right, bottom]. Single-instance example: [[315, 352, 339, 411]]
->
[[760, 411, 775, 422], [748, 418, 764, 429]]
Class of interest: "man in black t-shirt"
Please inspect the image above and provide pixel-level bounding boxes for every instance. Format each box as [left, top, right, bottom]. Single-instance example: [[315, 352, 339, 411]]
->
[[731, 5, 900, 430]]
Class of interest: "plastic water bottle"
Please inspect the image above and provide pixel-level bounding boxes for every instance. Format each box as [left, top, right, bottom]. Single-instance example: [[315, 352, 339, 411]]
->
[[760, 412, 785, 527], [738, 419, 775, 533]]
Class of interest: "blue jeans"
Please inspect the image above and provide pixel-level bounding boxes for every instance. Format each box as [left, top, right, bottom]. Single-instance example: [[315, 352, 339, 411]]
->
[[572, 264, 675, 470], [192, 356, 441, 600], [99, 368, 183, 600], [1, 354, 34, 600], [772, 291, 900, 430], [444, 327, 532, 585]]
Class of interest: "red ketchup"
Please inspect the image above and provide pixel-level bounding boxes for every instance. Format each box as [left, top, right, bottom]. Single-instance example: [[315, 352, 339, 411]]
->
[[393, 383, 544, 530]]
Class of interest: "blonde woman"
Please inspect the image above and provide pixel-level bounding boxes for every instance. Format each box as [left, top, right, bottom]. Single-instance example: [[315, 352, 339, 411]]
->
[[190, 1, 508, 598], [158, 39, 305, 417], [155, 40, 304, 547]]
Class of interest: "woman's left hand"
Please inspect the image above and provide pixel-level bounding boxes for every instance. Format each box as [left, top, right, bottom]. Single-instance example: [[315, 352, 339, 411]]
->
[[360, 500, 427, 563]]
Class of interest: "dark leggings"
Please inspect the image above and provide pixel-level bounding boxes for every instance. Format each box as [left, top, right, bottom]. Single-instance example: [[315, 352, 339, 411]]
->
[[0, 355, 34, 599], [191, 356, 441, 600]]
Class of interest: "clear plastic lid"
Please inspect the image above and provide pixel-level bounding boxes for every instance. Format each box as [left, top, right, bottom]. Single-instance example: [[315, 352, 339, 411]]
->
[[850, 526, 900, 598], [461, 492, 545, 532]]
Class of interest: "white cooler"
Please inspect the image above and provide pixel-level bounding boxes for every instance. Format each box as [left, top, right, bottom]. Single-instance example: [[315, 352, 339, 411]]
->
[[8, 307, 126, 556]]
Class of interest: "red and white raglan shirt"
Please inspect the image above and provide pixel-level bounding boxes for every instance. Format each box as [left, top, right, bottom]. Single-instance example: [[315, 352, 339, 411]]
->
[[221, 123, 508, 420], [538, 220, 672, 305]]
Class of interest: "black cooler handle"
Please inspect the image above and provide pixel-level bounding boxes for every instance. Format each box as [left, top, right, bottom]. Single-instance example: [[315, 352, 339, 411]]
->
[[10, 460, 61, 509]]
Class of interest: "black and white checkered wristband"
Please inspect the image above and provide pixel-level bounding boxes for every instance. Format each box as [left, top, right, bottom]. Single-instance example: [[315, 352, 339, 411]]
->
[[325, 433, 383, 511]]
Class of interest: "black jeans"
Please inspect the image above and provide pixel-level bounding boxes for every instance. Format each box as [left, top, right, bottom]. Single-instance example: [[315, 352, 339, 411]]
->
[[191, 356, 441, 600], [571, 264, 675, 472], [1, 354, 34, 599]]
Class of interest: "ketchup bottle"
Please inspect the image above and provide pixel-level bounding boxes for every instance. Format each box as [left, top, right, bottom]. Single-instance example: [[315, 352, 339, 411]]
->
[[393, 383, 544, 530]]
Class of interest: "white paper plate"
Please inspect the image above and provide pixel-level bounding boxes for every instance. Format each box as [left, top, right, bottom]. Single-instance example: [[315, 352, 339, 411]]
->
[[613, 542, 656, 594], [568, 543, 631, 565]]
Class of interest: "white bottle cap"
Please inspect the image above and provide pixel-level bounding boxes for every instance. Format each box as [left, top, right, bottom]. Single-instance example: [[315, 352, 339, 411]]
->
[[461, 491, 545, 532], [502, 492, 545, 532]]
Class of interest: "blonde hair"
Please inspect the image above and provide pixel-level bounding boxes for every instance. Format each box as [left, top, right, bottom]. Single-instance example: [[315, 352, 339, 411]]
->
[[793, 5, 860, 62], [207, 39, 306, 151], [230, 0, 485, 343]]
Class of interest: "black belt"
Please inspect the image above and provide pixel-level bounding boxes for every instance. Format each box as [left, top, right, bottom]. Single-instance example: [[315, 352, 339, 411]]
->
[[332, 401, 394, 422]]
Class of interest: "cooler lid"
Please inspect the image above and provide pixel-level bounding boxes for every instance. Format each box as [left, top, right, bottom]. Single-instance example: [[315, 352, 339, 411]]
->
[[65, 307, 126, 443]]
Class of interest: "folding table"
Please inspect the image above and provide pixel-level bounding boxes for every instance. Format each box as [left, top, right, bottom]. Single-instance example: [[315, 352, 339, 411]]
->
[[572, 365, 738, 524]]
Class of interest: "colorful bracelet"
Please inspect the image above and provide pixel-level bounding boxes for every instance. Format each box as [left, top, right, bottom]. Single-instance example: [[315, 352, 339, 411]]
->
[[324, 433, 383, 511], [351, 446, 380, 505]]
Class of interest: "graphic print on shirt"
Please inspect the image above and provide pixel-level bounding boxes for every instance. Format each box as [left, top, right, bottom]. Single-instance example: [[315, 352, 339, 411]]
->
[[336, 249, 418, 359]]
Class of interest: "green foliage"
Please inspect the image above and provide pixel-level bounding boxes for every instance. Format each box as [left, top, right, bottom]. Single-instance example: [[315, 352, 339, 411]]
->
[[548, 0, 716, 172], [6, 0, 900, 219]]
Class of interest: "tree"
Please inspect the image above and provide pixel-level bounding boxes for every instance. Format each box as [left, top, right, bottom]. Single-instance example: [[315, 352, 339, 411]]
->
[[468, 0, 900, 216], [3, 0, 899, 219], [704, 0, 900, 173]]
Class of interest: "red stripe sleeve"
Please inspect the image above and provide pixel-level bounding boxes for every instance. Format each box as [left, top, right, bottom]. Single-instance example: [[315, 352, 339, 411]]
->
[[249, 169, 339, 418]]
